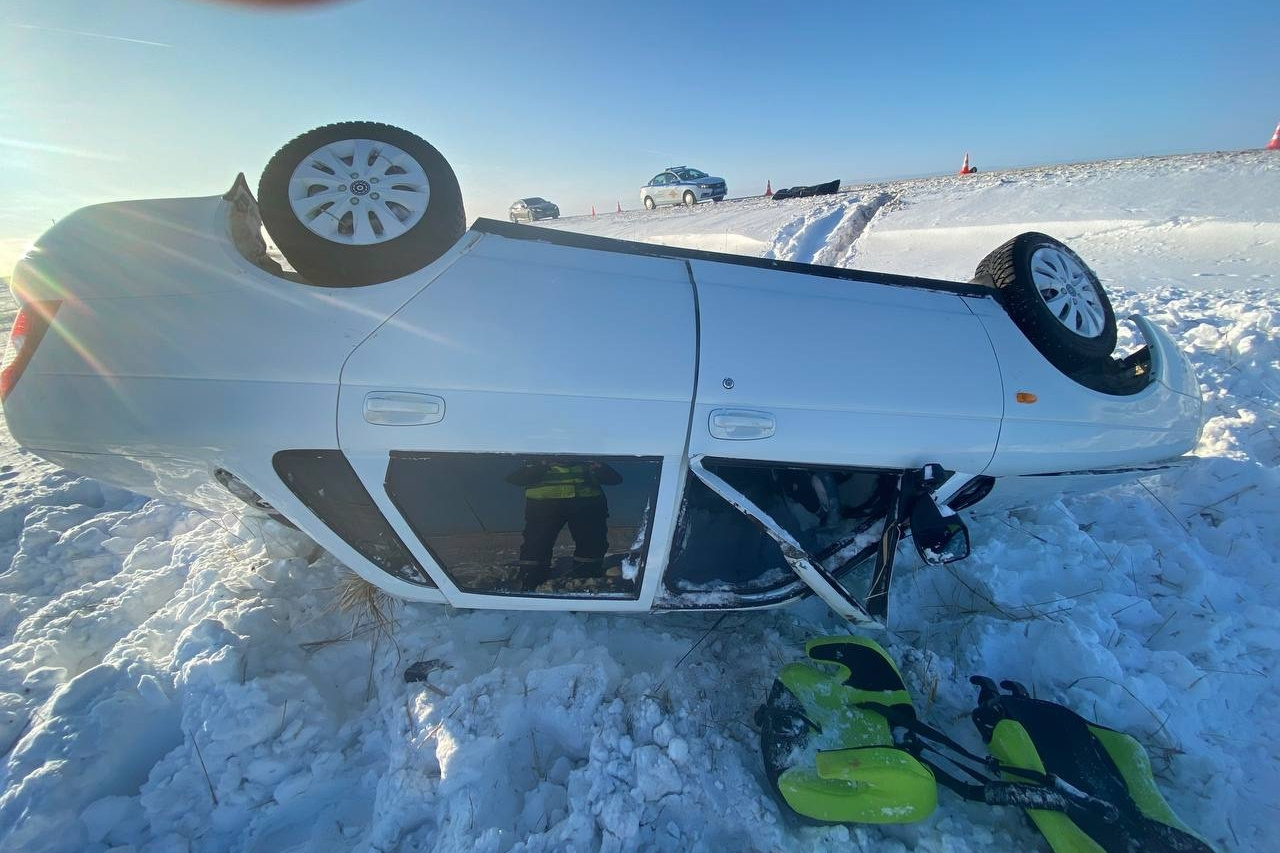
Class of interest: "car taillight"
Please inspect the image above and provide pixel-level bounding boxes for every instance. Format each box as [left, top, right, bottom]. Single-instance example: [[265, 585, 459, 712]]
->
[[1, 300, 61, 401]]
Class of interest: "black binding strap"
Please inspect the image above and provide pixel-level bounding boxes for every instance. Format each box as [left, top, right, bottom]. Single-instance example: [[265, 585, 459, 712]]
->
[[860, 701, 1121, 823]]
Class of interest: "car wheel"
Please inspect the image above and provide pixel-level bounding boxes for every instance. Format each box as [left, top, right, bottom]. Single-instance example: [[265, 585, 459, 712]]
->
[[683, 190, 697, 207], [643, 196, 655, 210], [976, 232, 1117, 371], [258, 121, 465, 287]]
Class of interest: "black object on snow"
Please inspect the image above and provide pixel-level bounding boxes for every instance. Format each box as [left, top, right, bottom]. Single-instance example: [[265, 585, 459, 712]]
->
[[403, 660, 442, 683], [771, 179, 842, 201]]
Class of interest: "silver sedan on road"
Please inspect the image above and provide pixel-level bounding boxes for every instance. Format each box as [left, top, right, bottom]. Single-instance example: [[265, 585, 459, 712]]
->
[[641, 167, 727, 209]]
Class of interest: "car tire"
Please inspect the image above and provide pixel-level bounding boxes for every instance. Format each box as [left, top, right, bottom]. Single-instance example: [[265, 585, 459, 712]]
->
[[976, 232, 1117, 372], [683, 191, 697, 207], [259, 121, 465, 287], [643, 196, 656, 210]]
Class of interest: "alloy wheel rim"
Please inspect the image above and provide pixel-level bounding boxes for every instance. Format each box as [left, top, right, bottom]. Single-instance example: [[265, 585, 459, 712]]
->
[[1029, 246, 1107, 339], [288, 139, 430, 245]]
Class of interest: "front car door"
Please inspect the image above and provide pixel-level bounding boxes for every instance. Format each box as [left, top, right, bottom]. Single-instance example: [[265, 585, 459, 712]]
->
[[666, 258, 1006, 617], [661, 172, 682, 204], [337, 229, 697, 611]]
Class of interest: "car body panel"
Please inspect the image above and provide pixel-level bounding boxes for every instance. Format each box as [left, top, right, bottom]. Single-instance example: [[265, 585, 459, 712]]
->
[[687, 259, 1004, 473], [960, 296, 1203, 476]]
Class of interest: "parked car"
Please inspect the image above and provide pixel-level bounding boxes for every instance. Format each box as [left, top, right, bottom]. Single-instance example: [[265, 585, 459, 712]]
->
[[509, 197, 559, 222], [641, 167, 727, 209], [3, 122, 1202, 624]]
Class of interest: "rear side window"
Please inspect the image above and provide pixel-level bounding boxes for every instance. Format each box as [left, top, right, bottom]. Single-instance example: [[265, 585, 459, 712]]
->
[[385, 452, 661, 598], [273, 450, 434, 586]]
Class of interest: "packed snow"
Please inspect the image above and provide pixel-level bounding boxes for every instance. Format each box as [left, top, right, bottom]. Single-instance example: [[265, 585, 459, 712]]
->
[[2, 150, 1278, 853]]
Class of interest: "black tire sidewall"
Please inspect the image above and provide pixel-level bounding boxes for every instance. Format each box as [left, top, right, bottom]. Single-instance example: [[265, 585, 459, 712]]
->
[[258, 122, 465, 287], [981, 232, 1117, 370]]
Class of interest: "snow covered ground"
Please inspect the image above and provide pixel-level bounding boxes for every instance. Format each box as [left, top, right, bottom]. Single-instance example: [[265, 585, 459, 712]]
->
[[2, 151, 1278, 853]]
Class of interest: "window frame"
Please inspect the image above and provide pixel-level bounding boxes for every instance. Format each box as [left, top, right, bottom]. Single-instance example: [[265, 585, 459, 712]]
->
[[655, 455, 897, 621], [382, 450, 665, 601]]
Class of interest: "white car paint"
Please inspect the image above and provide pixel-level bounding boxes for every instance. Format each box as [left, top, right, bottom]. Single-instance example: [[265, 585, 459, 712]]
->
[[4, 188, 1203, 617]]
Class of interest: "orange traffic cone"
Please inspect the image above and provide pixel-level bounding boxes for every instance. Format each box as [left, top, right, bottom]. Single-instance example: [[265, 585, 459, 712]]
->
[[1267, 123, 1280, 151], [617, 201, 623, 213], [591, 205, 596, 218], [958, 153, 972, 175], [765, 180, 773, 197]]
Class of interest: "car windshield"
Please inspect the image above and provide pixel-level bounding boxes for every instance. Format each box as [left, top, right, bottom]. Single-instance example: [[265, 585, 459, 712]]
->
[[672, 168, 708, 180], [523, 197, 547, 205]]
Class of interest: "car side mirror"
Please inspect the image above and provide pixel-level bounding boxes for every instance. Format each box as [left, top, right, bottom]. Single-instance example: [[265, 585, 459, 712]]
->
[[910, 494, 970, 565]]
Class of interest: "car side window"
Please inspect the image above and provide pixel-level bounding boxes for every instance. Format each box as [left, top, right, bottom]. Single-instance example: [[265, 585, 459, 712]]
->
[[273, 450, 435, 587], [384, 452, 661, 598], [663, 460, 894, 599]]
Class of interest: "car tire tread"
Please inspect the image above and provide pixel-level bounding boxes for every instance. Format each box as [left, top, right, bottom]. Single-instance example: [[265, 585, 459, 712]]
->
[[259, 121, 465, 287], [977, 232, 1117, 372]]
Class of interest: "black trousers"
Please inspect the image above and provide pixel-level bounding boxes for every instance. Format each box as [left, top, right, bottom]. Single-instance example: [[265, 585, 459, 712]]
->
[[518, 494, 609, 575]]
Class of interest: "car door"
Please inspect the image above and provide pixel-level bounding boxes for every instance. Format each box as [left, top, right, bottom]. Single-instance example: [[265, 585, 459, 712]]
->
[[687, 259, 1004, 472], [662, 172, 681, 204], [336, 229, 698, 611], [646, 175, 663, 204], [682, 258, 1005, 615]]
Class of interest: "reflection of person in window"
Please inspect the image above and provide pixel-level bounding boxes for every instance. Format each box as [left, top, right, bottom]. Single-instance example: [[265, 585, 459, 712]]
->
[[506, 459, 622, 589]]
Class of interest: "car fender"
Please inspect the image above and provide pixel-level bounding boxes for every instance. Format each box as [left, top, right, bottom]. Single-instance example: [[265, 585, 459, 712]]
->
[[963, 297, 1203, 475]]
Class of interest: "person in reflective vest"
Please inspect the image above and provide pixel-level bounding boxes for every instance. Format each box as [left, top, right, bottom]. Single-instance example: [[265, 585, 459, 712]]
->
[[506, 459, 623, 589]]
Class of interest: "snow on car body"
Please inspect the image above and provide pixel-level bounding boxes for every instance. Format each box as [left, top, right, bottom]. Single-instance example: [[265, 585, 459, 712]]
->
[[2, 124, 1202, 623]]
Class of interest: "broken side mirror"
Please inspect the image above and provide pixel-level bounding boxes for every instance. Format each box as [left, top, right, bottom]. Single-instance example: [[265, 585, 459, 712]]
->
[[910, 494, 970, 565]]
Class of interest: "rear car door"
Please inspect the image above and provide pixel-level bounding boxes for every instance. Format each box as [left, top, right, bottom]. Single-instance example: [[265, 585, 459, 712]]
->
[[336, 228, 697, 610]]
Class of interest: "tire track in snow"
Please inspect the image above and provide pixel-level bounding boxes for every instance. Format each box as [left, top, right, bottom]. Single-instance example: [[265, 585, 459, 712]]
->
[[766, 191, 895, 267]]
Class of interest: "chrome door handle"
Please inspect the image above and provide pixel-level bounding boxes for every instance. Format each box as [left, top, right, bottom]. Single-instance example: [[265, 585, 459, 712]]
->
[[709, 408, 775, 440], [363, 392, 445, 426]]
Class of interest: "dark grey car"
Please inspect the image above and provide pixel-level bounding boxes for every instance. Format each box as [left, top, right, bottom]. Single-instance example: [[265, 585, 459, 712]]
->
[[509, 197, 560, 222]]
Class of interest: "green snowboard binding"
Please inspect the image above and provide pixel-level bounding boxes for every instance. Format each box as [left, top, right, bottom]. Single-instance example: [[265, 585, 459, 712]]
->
[[757, 637, 1219, 853], [755, 636, 938, 824], [969, 677, 1217, 853]]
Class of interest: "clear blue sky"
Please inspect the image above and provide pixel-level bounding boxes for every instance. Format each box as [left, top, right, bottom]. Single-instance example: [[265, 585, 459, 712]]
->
[[2, 0, 1277, 272]]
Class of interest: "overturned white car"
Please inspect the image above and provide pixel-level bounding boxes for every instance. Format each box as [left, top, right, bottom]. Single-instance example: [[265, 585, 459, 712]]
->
[[2, 123, 1202, 624]]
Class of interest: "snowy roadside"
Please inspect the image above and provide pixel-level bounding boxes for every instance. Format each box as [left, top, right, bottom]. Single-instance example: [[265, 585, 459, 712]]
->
[[1, 152, 1278, 853]]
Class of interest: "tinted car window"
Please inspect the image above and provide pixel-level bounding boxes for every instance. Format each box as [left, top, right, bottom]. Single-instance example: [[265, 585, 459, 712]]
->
[[273, 450, 434, 586], [385, 452, 661, 598], [672, 168, 707, 181]]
